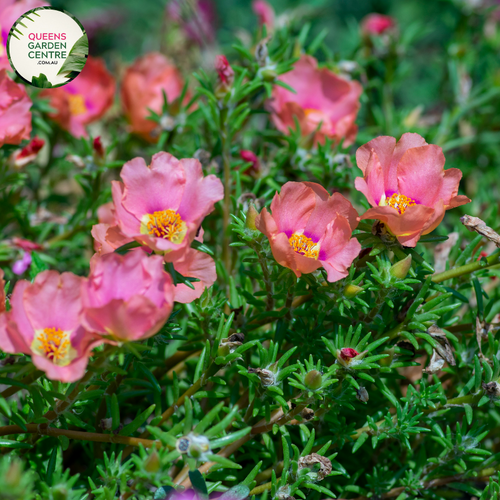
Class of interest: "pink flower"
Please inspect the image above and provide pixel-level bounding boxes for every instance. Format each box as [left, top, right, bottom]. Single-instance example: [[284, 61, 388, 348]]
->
[[255, 181, 361, 282], [361, 14, 396, 36], [268, 55, 362, 147], [0, 271, 101, 382], [111, 152, 223, 261], [121, 52, 187, 141], [12, 136, 44, 168], [215, 55, 234, 86], [173, 248, 216, 303], [41, 57, 115, 138], [0, 0, 48, 70], [354, 133, 471, 247], [240, 150, 260, 176], [81, 252, 174, 343], [0, 69, 32, 146], [252, 0, 275, 29]]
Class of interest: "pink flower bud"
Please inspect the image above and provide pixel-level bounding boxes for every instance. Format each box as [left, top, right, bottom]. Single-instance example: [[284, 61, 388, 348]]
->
[[340, 348, 359, 361], [361, 13, 396, 36], [13, 137, 44, 168], [93, 136, 105, 158], [12, 252, 32, 275], [12, 238, 43, 252], [240, 150, 260, 176], [215, 55, 234, 86]]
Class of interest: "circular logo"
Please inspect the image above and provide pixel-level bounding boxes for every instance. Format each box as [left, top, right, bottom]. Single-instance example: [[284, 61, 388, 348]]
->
[[6, 7, 88, 89]]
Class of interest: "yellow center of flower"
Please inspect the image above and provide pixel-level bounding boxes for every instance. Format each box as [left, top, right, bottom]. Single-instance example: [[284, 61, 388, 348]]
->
[[386, 193, 416, 215], [31, 327, 75, 366], [68, 93, 87, 115], [289, 233, 320, 259], [143, 209, 187, 244]]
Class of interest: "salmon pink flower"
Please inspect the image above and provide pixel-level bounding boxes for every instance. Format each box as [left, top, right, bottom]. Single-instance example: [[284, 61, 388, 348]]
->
[[361, 14, 396, 36], [255, 181, 361, 282], [0, 271, 101, 382], [82, 252, 174, 343], [121, 52, 186, 141], [0, 0, 48, 70], [172, 248, 216, 303], [354, 133, 471, 247], [0, 69, 32, 146], [252, 0, 275, 29], [41, 57, 115, 138], [111, 152, 223, 260], [268, 55, 362, 147]]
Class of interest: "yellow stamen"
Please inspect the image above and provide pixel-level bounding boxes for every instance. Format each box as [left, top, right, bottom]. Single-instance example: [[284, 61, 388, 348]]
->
[[35, 327, 70, 362], [144, 209, 187, 244], [289, 233, 320, 259], [67, 93, 87, 115], [386, 193, 416, 215]]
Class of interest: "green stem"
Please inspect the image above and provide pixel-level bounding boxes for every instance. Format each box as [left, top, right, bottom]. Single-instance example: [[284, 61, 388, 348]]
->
[[0, 423, 158, 448], [220, 107, 232, 276], [432, 250, 500, 283]]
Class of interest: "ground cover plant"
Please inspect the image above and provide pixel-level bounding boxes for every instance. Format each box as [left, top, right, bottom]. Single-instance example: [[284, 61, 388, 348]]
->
[[1, 0, 500, 498]]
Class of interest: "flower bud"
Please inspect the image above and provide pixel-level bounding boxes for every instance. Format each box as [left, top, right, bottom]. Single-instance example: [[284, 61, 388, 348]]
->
[[340, 348, 359, 361], [248, 366, 277, 386], [246, 204, 259, 230], [144, 450, 161, 472], [483, 381, 500, 397], [215, 55, 234, 98], [12, 136, 45, 168], [259, 66, 278, 81], [301, 407, 315, 420], [343, 284, 363, 298], [218, 333, 244, 357], [304, 370, 323, 391], [215, 55, 234, 86], [356, 387, 369, 403], [297, 453, 332, 482], [361, 13, 396, 37], [176, 433, 210, 459], [390, 254, 412, 279], [93, 136, 105, 159], [240, 150, 261, 177]]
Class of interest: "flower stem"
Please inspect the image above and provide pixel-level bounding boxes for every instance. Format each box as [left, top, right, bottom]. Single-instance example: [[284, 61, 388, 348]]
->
[[0, 423, 158, 448], [220, 107, 232, 276], [432, 249, 500, 283]]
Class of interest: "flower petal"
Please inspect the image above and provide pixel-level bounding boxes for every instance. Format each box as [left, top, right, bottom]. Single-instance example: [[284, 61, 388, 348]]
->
[[269, 182, 316, 236], [396, 144, 445, 206], [361, 204, 435, 247]]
